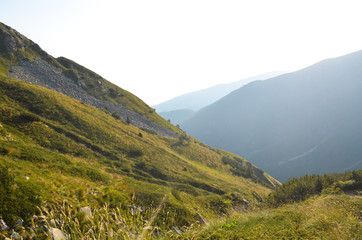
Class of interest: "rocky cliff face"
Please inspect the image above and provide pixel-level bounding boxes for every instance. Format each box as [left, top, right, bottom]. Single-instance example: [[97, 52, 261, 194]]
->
[[0, 25, 27, 52], [1, 23, 177, 138]]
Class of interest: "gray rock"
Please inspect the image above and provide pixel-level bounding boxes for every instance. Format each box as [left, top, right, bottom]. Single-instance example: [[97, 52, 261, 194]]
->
[[49, 219, 57, 228], [0, 27, 17, 52], [10, 231, 22, 240], [242, 198, 250, 207], [15, 219, 23, 227], [79, 206, 92, 219], [0, 219, 9, 231], [49, 228, 67, 240]]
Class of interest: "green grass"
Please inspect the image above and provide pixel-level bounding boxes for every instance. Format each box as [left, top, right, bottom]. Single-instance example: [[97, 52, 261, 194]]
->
[[169, 194, 361, 239], [0, 74, 275, 236]]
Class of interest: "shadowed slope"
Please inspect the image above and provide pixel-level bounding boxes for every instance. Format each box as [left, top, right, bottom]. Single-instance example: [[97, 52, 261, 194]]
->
[[183, 50, 362, 182]]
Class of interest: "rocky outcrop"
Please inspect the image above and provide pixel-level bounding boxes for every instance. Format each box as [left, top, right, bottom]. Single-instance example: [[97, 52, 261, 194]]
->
[[7, 58, 177, 138], [0, 25, 26, 52], [49, 228, 68, 240]]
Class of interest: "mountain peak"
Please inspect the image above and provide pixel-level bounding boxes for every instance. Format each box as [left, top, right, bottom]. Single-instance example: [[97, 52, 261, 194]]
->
[[0, 22, 179, 138], [0, 23, 28, 52]]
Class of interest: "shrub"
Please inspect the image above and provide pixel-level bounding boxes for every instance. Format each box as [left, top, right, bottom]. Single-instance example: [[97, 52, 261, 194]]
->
[[178, 134, 191, 145], [127, 147, 143, 158], [267, 170, 362, 207], [126, 116, 131, 124], [171, 188, 182, 201], [111, 111, 121, 120], [0, 166, 41, 225], [20, 148, 48, 163], [98, 188, 128, 208]]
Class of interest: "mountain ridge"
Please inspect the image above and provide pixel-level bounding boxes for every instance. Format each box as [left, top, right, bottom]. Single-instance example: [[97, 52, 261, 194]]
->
[[0, 22, 178, 138], [182, 49, 362, 182], [154, 71, 287, 113]]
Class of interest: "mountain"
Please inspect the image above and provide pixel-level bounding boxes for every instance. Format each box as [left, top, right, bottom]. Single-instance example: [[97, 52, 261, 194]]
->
[[155, 72, 286, 125], [0, 22, 279, 237], [1, 24, 178, 138], [159, 109, 195, 126], [154, 71, 286, 113], [182, 50, 362, 182]]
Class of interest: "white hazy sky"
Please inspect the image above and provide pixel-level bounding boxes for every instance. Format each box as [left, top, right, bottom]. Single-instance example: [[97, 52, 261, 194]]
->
[[2, 0, 362, 105]]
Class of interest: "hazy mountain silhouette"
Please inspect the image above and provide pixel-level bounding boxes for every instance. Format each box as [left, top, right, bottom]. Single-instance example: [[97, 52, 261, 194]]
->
[[182, 50, 362, 182], [154, 72, 287, 113], [159, 109, 195, 126]]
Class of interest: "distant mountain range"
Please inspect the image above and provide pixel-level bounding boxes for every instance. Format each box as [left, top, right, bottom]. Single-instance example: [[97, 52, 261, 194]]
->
[[154, 72, 286, 124], [182, 50, 362, 182]]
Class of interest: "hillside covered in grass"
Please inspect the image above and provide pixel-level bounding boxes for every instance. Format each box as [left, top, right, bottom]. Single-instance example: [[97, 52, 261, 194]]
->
[[174, 194, 361, 239], [0, 66, 278, 238], [168, 170, 362, 239], [0, 21, 283, 239]]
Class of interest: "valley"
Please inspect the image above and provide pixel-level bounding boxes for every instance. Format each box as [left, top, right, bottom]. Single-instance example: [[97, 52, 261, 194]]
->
[[181, 50, 362, 182], [0, 21, 361, 239]]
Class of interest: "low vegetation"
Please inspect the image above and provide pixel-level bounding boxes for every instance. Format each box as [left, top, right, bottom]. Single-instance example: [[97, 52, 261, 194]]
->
[[168, 171, 362, 239], [175, 194, 361, 239], [1, 164, 359, 239], [267, 170, 362, 207], [0, 75, 276, 238]]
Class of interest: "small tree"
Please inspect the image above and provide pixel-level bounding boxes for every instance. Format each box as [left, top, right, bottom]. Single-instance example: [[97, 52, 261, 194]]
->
[[126, 116, 131, 124], [178, 133, 191, 145], [314, 176, 323, 194], [111, 112, 121, 120]]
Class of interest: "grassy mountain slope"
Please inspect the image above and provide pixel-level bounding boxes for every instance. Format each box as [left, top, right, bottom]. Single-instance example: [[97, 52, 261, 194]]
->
[[0, 22, 178, 137], [168, 170, 362, 239], [173, 194, 361, 239], [0, 70, 277, 233], [0, 21, 281, 238], [182, 50, 362, 182]]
